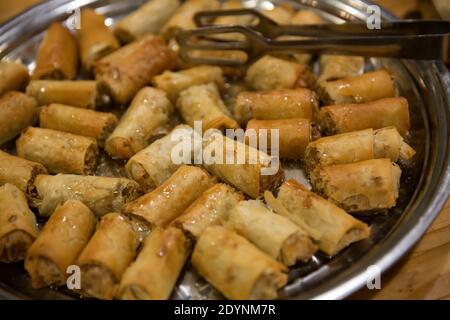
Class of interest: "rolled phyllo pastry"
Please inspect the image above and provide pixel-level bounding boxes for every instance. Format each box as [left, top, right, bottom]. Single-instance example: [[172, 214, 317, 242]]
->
[[123, 165, 215, 227], [0, 150, 47, 196], [0, 60, 30, 96], [78, 8, 120, 73], [245, 55, 315, 91], [176, 83, 239, 131], [0, 184, 39, 263], [234, 88, 319, 125], [125, 124, 197, 192], [32, 174, 140, 217], [105, 87, 173, 159], [374, 126, 416, 161], [304, 127, 415, 171], [319, 69, 396, 104], [153, 65, 224, 103], [310, 158, 401, 213], [172, 183, 243, 239], [246, 118, 312, 160], [24, 200, 96, 288], [26, 80, 105, 109], [202, 134, 284, 198], [94, 35, 174, 105], [318, 97, 411, 137], [318, 55, 365, 83], [114, 0, 180, 43], [16, 127, 98, 175], [227, 200, 317, 266], [212, 0, 255, 41], [192, 226, 287, 300], [0, 91, 38, 146], [118, 227, 190, 300], [76, 213, 139, 300], [32, 22, 78, 80], [265, 180, 370, 256], [161, 0, 220, 39], [39, 104, 118, 147]]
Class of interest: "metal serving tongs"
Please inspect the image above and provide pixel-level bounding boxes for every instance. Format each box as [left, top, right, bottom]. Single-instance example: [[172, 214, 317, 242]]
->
[[176, 8, 450, 67]]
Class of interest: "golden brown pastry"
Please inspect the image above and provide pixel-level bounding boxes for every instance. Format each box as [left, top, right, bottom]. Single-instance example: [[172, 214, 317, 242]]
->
[[192, 226, 287, 300], [25, 200, 96, 288], [234, 88, 319, 125], [39, 104, 118, 147], [0, 150, 48, 196], [265, 180, 370, 256], [16, 127, 98, 175], [227, 200, 317, 266], [123, 165, 215, 227], [105, 87, 173, 159], [94, 35, 174, 105], [32, 22, 78, 80], [76, 213, 139, 300], [78, 8, 120, 72], [118, 227, 191, 300], [0, 60, 30, 96], [0, 184, 39, 263], [32, 174, 141, 217], [0, 91, 38, 146], [318, 97, 411, 137], [319, 69, 396, 104], [172, 183, 243, 239], [310, 158, 402, 213]]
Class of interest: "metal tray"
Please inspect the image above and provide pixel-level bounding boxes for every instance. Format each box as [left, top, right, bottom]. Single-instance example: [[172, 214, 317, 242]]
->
[[0, 0, 449, 300]]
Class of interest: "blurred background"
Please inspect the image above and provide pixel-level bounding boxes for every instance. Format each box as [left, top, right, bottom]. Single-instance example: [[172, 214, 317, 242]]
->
[[1, 0, 449, 23]]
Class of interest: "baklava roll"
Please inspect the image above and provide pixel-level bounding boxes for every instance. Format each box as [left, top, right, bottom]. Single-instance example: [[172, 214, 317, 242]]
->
[[0, 150, 48, 196], [153, 65, 224, 103], [304, 127, 415, 170], [176, 83, 239, 131], [26, 80, 103, 109], [76, 213, 139, 300], [318, 97, 411, 137], [105, 87, 173, 159], [94, 35, 174, 105], [227, 200, 317, 266], [32, 174, 140, 217], [374, 127, 416, 161], [24, 200, 96, 288], [192, 226, 287, 300], [161, 0, 220, 39], [125, 125, 197, 192], [319, 69, 396, 104], [234, 88, 319, 125], [118, 227, 190, 300], [246, 118, 312, 160], [310, 158, 401, 213], [0, 91, 38, 145], [39, 104, 118, 147], [202, 134, 284, 198], [78, 8, 120, 73], [0, 184, 39, 263], [32, 22, 78, 80], [245, 55, 315, 91], [114, 0, 180, 43], [0, 60, 30, 96], [318, 55, 365, 83], [265, 180, 370, 256], [172, 183, 243, 239], [16, 127, 98, 175], [123, 165, 215, 227]]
